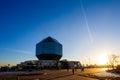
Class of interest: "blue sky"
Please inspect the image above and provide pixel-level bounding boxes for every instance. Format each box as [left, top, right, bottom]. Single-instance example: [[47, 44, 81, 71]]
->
[[0, 0, 120, 66]]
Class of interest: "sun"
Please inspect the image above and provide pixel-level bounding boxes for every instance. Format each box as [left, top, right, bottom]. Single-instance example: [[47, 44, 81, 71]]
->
[[97, 53, 109, 65]]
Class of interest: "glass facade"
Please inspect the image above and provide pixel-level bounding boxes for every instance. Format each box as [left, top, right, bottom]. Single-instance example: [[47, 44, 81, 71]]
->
[[36, 42, 62, 55], [36, 37, 62, 60]]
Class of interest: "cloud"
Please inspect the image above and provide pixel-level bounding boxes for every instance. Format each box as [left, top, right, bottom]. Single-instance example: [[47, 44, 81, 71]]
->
[[0, 48, 33, 54]]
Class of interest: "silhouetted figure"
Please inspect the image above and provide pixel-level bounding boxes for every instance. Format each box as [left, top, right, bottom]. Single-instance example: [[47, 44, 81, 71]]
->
[[72, 68, 75, 75], [81, 67, 84, 72], [72, 63, 75, 75], [81, 65, 84, 72]]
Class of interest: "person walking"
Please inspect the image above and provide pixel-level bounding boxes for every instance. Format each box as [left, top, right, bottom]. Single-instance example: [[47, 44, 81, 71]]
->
[[72, 67, 75, 75], [72, 63, 75, 75], [81, 64, 84, 72]]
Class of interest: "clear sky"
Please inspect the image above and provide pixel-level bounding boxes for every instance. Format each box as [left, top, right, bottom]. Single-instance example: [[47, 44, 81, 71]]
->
[[0, 0, 120, 66]]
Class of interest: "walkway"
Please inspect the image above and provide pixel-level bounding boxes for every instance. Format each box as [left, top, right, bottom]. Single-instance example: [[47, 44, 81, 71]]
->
[[0, 68, 106, 80]]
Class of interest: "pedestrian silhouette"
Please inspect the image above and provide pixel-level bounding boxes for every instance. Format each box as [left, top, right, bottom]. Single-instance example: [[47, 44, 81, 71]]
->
[[81, 64, 84, 72], [72, 63, 75, 75], [72, 68, 74, 74]]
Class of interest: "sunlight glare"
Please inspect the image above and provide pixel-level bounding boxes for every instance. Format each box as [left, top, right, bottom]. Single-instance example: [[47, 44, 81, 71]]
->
[[97, 53, 109, 65]]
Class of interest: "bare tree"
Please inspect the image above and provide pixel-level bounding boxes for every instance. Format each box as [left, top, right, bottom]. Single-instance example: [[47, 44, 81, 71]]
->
[[108, 54, 119, 69]]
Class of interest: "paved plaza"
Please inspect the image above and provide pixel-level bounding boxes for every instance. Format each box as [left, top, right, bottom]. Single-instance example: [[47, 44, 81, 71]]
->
[[0, 68, 108, 80]]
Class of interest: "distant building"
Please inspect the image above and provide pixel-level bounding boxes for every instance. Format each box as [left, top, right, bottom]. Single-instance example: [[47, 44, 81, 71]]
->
[[60, 60, 82, 69], [36, 36, 62, 69], [16, 60, 39, 71], [15, 59, 82, 71]]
